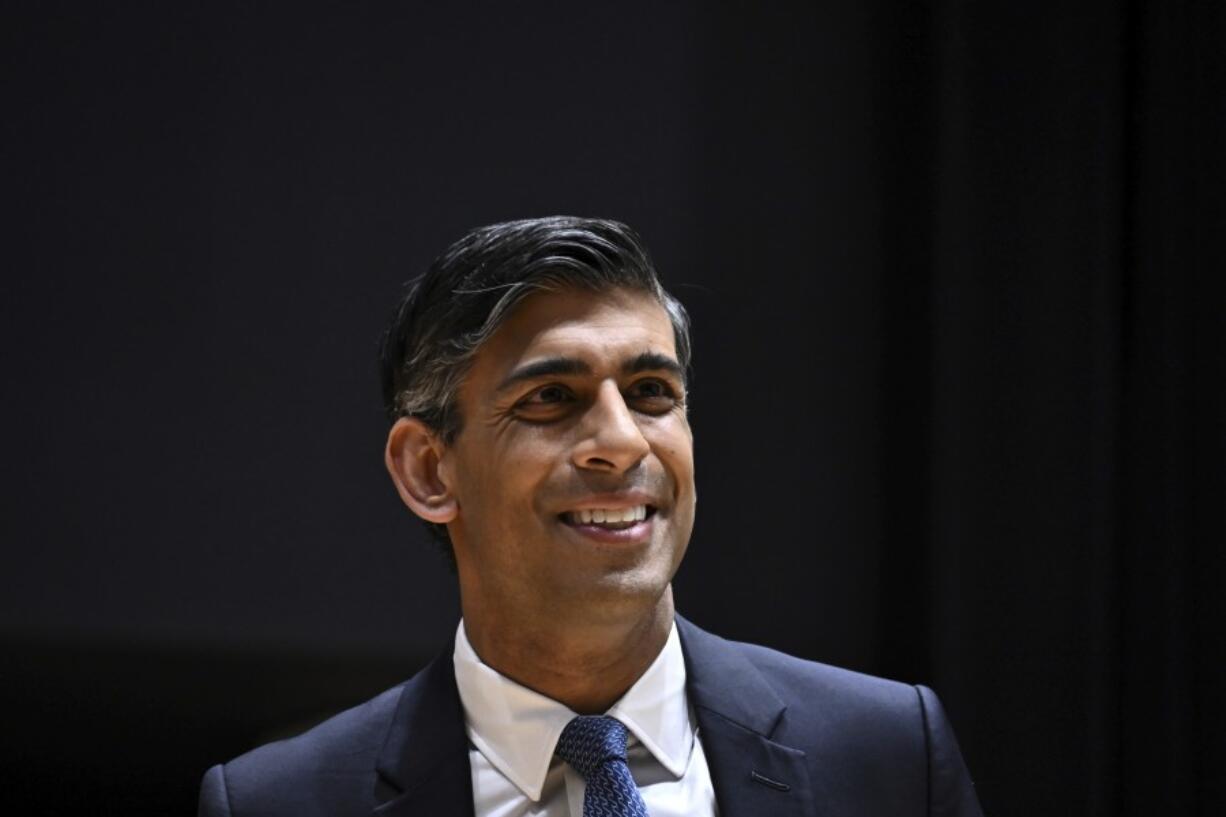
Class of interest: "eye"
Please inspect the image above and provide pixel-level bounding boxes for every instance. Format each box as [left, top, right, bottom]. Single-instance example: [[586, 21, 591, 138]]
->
[[525, 384, 572, 404], [512, 384, 576, 419], [627, 378, 680, 412], [632, 379, 668, 398]]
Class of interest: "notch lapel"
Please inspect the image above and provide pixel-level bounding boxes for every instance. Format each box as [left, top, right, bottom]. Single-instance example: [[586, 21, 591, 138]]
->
[[369, 619, 819, 817], [373, 646, 475, 817], [677, 617, 817, 817]]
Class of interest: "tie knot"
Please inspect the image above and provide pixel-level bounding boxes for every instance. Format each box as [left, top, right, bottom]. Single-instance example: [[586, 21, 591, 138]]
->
[[554, 715, 631, 780]]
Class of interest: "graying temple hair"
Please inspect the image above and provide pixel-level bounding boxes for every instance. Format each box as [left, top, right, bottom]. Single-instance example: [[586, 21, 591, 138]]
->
[[382, 217, 692, 444]]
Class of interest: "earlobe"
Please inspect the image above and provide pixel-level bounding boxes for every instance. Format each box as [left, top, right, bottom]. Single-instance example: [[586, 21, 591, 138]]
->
[[384, 417, 459, 524]]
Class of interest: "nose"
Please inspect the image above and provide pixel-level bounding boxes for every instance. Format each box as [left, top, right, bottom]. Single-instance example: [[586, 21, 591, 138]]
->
[[572, 380, 651, 473]]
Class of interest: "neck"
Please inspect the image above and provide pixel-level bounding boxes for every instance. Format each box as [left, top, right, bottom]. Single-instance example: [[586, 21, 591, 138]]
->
[[462, 587, 675, 714]]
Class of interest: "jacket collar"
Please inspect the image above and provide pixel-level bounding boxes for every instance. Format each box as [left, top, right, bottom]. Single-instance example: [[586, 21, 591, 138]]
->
[[677, 615, 817, 817], [372, 616, 816, 817], [373, 635, 475, 817]]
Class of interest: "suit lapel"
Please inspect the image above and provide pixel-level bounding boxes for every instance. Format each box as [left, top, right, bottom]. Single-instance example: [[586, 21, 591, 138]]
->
[[369, 618, 816, 817], [677, 616, 817, 817], [373, 644, 475, 817]]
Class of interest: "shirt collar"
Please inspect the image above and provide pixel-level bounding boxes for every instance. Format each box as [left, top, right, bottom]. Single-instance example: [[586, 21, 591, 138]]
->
[[452, 619, 694, 802]]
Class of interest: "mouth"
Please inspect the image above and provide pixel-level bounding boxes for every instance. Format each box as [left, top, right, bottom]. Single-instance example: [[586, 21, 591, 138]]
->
[[558, 504, 658, 542], [561, 504, 656, 528]]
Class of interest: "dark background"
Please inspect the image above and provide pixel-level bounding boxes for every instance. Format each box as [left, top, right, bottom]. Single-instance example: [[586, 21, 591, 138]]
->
[[4, 2, 1223, 814]]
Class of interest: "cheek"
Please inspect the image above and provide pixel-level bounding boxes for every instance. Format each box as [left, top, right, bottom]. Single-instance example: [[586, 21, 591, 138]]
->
[[654, 422, 695, 474], [470, 435, 561, 515]]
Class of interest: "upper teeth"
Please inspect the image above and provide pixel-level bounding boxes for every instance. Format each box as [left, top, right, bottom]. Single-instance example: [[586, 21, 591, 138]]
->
[[572, 506, 648, 524]]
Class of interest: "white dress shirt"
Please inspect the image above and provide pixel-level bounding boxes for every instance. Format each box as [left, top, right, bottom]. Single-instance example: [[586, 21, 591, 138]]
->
[[453, 620, 718, 817]]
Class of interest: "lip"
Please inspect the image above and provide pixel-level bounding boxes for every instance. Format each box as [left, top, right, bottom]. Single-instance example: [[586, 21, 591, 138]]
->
[[558, 491, 661, 514], [560, 515, 655, 546], [556, 491, 660, 546]]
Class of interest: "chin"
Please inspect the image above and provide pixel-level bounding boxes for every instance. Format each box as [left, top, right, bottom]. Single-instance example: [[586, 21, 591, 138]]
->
[[563, 558, 676, 613]]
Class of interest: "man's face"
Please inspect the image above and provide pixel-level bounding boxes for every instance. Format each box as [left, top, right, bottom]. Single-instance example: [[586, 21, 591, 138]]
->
[[441, 286, 695, 627]]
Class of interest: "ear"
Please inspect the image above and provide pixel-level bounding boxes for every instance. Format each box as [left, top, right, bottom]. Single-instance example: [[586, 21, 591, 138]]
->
[[384, 417, 458, 525]]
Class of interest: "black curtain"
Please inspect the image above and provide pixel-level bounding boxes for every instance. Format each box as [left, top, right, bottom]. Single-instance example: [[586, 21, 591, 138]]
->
[[877, 2, 1225, 813]]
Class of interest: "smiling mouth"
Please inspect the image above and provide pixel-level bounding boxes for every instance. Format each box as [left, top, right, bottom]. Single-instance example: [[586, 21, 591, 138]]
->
[[561, 505, 656, 530]]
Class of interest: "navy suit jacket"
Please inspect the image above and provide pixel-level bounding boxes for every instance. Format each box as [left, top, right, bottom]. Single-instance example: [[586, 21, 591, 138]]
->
[[199, 617, 984, 816]]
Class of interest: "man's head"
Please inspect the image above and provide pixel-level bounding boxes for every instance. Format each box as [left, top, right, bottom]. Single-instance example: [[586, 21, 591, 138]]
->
[[380, 217, 696, 634]]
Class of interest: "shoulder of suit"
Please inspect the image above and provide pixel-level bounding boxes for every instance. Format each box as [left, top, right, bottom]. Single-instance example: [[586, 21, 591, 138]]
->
[[683, 619, 917, 702], [216, 681, 406, 815], [682, 620, 925, 746], [730, 636, 916, 703]]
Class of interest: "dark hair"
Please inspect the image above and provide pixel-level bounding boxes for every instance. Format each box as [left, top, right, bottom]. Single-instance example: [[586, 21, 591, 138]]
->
[[379, 216, 692, 551]]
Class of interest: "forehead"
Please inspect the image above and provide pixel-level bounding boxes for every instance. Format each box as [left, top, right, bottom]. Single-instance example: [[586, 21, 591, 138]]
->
[[473, 287, 677, 377]]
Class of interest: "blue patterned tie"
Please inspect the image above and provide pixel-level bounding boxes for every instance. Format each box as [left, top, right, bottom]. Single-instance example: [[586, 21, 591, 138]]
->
[[554, 715, 650, 817]]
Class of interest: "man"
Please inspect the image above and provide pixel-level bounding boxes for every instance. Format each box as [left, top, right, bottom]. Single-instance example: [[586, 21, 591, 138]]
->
[[199, 217, 984, 816]]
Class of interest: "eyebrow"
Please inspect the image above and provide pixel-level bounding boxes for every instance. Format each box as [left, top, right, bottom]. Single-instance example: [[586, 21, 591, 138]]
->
[[496, 351, 686, 393], [622, 351, 687, 383]]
